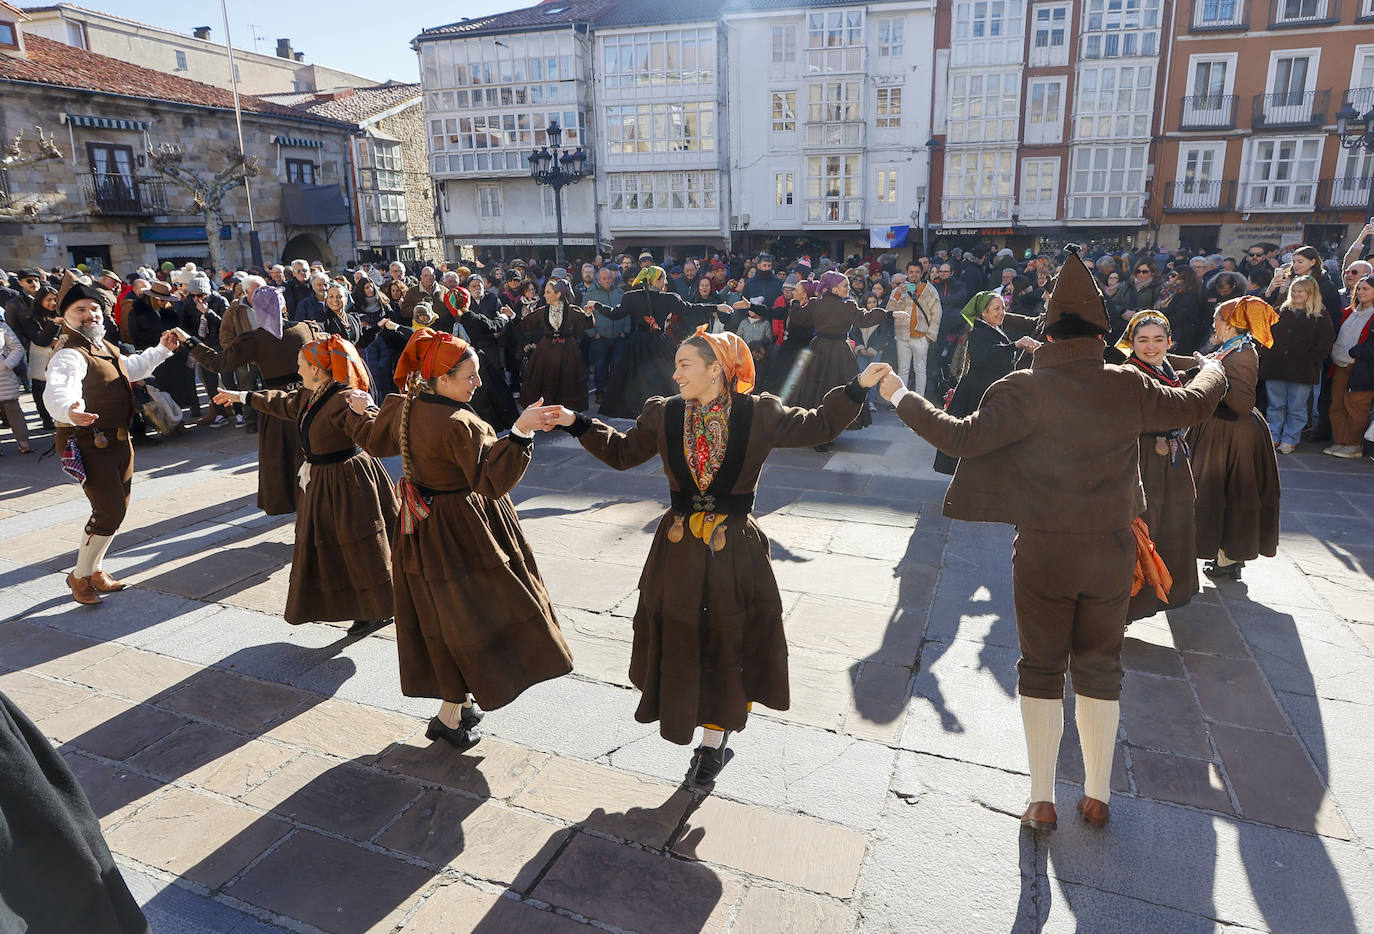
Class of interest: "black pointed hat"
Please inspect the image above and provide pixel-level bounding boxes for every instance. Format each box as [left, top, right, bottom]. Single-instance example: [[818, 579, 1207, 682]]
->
[[1045, 245, 1110, 336]]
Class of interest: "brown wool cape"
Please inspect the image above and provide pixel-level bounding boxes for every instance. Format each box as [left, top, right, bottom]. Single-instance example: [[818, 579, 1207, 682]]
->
[[346, 392, 573, 708], [565, 380, 866, 744], [247, 384, 397, 625], [189, 320, 324, 515], [1187, 343, 1281, 562]]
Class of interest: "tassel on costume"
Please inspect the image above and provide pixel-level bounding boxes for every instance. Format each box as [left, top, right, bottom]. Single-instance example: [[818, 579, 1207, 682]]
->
[[1129, 516, 1173, 602], [396, 478, 432, 535]]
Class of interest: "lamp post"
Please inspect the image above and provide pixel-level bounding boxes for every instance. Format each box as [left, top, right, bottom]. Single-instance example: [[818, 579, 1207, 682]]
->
[[1336, 98, 1374, 240], [528, 120, 590, 267], [912, 183, 928, 258]]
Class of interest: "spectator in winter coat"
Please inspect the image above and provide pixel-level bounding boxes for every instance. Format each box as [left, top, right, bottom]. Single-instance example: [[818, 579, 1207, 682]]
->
[[1112, 259, 1160, 322], [283, 260, 314, 317]]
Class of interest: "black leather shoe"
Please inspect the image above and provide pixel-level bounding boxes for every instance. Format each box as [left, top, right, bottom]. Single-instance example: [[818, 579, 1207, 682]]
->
[[425, 717, 481, 750], [689, 745, 727, 786], [461, 702, 484, 730], [347, 617, 392, 636], [1203, 561, 1243, 580]]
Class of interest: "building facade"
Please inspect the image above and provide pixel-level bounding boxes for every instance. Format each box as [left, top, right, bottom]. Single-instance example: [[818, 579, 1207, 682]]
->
[[724, 0, 935, 260], [269, 83, 441, 263], [414, 1, 612, 263], [1151, 0, 1372, 256], [929, 0, 1165, 253], [0, 22, 357, 272]]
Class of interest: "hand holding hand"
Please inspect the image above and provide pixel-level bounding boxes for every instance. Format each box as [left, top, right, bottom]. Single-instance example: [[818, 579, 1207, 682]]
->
[[552, 406, 577, 428], [513, 399, 560, 434], [345, 390, 373, 415], [858, 362, 892, 388], [68, 404, 98, 427], [211, 390, 241, 407], [878, 372, 904, 401], [1014, 336, 1042, 351], [159, 329, 183, 351]]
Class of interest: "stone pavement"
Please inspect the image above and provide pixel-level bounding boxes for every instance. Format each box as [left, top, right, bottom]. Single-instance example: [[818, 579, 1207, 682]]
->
[[1, 399, 1372, 934]]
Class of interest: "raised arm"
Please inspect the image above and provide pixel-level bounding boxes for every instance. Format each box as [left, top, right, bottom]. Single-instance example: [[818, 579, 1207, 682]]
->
[[247, 387, 310, 422], [1216, 348, 1257, 417], [889, 374, 1037, 459], [188, 330, 260, 373], [450, 417, 534, 499], [766, 379, 868, 448], [344, 392, 403, 458], [561, 396, 665, 470], [1137, 364, 1228, 433]]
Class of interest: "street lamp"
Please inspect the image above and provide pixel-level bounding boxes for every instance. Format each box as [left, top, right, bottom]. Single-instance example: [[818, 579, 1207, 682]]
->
[[1337, 99, 1374, 231], [912, 184, 928, 257], [528, 120, 591, 267]]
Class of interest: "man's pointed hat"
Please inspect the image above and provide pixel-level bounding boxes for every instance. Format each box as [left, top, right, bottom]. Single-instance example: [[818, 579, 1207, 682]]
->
[[1045, 245, 1110, 335]]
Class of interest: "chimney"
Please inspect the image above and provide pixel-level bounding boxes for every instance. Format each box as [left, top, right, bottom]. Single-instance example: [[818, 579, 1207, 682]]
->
[[276, 38, 292, 59], [293, 52, 304, 61], [193, 26, 211, 40]]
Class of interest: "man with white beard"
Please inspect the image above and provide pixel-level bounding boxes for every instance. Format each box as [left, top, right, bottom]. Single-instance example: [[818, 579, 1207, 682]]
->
[[43, 270, 185, 606]]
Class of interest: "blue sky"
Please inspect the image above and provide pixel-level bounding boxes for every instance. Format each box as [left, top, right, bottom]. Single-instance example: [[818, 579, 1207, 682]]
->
[[88, 0, 517, 84]]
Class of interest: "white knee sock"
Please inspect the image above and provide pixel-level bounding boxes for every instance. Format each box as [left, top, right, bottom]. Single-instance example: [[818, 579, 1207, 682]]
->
[[1075, 695, 1120, 804], [74, 533, 112, 578], [1020, 695, 1064, 804], [1215, 548, 1237, 568], [437, 700, 466, 729], [700, 727, 725, 750]]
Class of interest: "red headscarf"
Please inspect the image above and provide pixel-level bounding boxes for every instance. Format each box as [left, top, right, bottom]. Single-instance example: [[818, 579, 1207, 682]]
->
[[442, 286, 470, 316], [302, 334, 370, 392], [692, 325, 756, 394], [393, 327, 475, 389]]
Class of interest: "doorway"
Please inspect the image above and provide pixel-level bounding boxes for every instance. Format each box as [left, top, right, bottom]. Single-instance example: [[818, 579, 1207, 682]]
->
[[68, 244, 112, 273]]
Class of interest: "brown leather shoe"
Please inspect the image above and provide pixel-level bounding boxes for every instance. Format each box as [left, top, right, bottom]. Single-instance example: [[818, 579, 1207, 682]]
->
[[1021, 801, 1058, 832], [90, 570, 126, 593], [1076, 796, 1109, 828], [67, 573, 101, 605]]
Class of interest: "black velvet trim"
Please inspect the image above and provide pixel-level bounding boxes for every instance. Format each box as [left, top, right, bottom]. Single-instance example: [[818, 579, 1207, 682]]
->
[[508, 431, 534, 446], [560, 412, 593, 437], [418, 392, 473, 413], [843, 377, 867, 404]]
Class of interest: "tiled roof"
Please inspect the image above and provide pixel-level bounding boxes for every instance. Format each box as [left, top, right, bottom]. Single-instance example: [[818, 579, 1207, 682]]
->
[[0, 34, 354, 126], [417, 0, 619, 39], [269, 83, 421, 124], [595, 0, 726, 27], [722, 0, 903, 11]]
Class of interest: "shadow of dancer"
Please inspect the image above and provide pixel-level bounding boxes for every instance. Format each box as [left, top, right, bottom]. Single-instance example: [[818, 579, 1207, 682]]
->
[[58, 638, 359, 822]]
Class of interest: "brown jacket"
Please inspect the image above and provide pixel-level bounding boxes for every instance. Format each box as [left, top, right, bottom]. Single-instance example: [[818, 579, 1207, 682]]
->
[[1258, 308, 1335, 386], [895, 337, 1227, 532]]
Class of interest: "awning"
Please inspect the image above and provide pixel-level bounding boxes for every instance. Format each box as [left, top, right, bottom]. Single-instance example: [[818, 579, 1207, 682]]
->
[[280, 183, 350, 227], [62, 113, 150, 131], [272, 136, 324, 149]]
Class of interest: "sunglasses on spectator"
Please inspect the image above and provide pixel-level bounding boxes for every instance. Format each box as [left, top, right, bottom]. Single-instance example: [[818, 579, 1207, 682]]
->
[[1135, 268, 1150, 274], [1247, 252, 1263, 258]]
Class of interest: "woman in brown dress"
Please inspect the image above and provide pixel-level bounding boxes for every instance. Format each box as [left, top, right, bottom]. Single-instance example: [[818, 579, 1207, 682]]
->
[[1188, 296, 1282, 580], [186, 286, 323, 515], [345, 329, 571, 749], [553, 327, 891, 784], [1117, 312, 1205, 619], [788, 269, 887, 434], [214, 335, 397, 634], [519, 278, 594, 410]]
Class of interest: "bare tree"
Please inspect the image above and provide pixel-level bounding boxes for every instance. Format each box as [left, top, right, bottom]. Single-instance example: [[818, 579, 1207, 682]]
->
[[0, 126, 63, 220], [147, 144, 259, 273]]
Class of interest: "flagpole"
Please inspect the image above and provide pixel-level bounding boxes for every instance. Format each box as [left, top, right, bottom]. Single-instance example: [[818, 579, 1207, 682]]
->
[[220, 0, 264, 270]]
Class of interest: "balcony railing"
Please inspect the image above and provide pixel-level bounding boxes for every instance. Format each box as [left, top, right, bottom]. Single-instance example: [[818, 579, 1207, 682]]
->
[[804, 46, 865, 75], [1190, 0, 1249, 29], [940, 198, 1015, 224], [804, 121, 865, 148], [1320, 176, 1373, 209], [1180, 94, 1239, 129], [805, 198, 863, 223], [1269, 0, 1340, 26], [1344, 87, 1374, 114], [1164, 180, 1236, 212], [77, 173, 168, 216], [1239, 180, 1318, 212], [1252, 89, 1329, 128]]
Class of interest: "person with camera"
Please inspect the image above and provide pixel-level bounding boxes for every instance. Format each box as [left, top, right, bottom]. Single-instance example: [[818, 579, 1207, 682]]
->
[[182, 274, 228, 427]]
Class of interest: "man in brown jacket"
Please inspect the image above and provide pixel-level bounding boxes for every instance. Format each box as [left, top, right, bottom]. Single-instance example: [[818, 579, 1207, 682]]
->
[[878, 247, 1228, 831]]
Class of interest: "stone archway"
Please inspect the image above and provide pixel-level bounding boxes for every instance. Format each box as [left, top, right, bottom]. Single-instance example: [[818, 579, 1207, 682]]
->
[[280, 232, 335, 267]]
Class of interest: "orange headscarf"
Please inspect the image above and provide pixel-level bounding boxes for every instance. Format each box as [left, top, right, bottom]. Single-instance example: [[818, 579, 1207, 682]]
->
[[393, 327, 475, 389], [692, 325, 756, 395], [302, 334, 370, 392], [1217, 295, 1278, 348]]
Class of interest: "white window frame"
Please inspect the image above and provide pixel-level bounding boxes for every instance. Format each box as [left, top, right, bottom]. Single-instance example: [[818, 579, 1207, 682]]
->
[[607, 170, 718, 214], [1075, 63, 1156, 139], [1182, 53, 1238, 127], [477, 184, 502, 218], [1333, 149, 1373, 208], [771, 24, 797, 64], [1067, 144, 1147, 220], [1241, 136, 1322, 211], [876, 87, 902, 128], [1019, 157, 1060, 220], [1029, 3, 1070, 67], [950, 0, 1025, 66], [876, 168, 899, 211], [943, 149, 1015, 222], [542, 186, 557, 217], [1350, 45, 1374, 115], [1025, 77, 1066, 144], [1080, 0, 1161, 59], [946, 70, 1022, 143], [878, 17, 904, 56], [174, 49, 188, 71], [1262, 48, 1320, 124], [1273, 0, 1335, 25], [1192, 0, 1245, 28], [775, 171, 795, 216], [771, 91, 797, 133], [806, 154, 862, 223], [1174, 141, 1227, 209], [604, 102, 716, 155]]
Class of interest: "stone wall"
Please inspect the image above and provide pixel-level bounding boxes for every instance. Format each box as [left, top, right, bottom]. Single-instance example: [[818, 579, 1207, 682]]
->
[[0, 84, 357, 272]]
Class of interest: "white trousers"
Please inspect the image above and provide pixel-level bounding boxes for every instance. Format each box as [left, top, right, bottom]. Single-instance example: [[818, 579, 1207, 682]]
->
[[894, 337, 929, 399]]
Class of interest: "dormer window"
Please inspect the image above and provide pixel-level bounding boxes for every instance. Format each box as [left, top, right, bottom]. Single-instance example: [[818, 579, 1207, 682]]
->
[[0, 20, 19, 50]]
